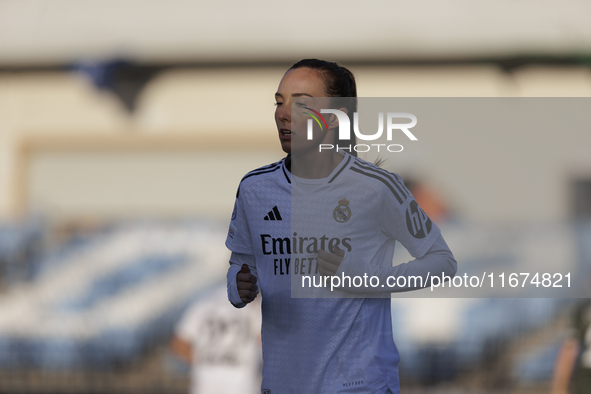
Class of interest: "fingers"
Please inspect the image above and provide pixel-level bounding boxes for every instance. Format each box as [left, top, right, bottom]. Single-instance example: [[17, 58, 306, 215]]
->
[[332, 245, 345, 257], [237, 264, 257, 283], [236, 272, 257, 284], [237, 264, 257, 304], [237, 285, 257, 303], [318, 249, 343, 266], [317, 264, 334, 277], [238, 289, 257, 304], [317, 248, 345, 276]]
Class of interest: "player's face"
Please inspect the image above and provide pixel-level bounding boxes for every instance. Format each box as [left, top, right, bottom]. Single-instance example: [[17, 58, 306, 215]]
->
[[274, 68, 333, 155]]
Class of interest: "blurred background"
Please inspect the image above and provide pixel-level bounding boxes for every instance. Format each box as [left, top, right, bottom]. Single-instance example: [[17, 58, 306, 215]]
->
[[0, 0, 591, 393]]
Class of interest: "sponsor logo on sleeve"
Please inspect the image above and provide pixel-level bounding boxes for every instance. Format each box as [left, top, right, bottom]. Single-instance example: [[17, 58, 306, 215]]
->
[[405, 200, 432, 239], [228, 225, 236, 239]]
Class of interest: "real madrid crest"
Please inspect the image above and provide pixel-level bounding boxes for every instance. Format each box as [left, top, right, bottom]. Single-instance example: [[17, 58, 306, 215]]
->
[[333, 198, 351, 223]]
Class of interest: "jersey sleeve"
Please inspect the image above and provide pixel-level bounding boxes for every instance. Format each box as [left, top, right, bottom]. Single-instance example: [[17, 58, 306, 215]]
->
[[336, 233, 457, 292], [381, 175, 440, 259], [225, 184, 254, 255]]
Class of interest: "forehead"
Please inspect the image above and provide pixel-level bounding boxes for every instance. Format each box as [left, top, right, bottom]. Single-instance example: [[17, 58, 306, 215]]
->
[[276, 67, 327, 97]]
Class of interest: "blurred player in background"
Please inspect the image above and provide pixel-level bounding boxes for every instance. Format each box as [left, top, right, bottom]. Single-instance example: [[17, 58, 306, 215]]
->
[[552, 299, 591, 394], [170, 287, 261, 394], [226, 59, 456, 393]]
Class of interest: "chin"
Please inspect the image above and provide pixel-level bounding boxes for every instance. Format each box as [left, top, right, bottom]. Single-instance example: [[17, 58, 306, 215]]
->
[[280, 142, 291, 154]]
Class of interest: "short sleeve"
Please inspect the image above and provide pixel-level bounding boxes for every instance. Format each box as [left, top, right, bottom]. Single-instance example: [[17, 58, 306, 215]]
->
[[225, 185, 254, 254], [381, 175, 440, 259]]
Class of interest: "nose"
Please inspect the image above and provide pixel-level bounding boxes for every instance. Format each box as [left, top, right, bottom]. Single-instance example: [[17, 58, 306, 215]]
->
[[277, 100, 290, 123]]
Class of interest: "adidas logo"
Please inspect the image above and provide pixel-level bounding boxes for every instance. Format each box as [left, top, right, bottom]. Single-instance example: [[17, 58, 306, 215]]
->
[[264, 206, 283, 221]]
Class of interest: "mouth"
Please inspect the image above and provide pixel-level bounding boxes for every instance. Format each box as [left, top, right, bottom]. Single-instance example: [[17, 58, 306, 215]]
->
[[280, 129, 292, 135]]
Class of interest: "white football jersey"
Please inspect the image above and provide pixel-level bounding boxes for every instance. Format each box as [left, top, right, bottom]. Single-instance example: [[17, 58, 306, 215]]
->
[[226, 153, 440, 393], [176, 288, 261, 394]]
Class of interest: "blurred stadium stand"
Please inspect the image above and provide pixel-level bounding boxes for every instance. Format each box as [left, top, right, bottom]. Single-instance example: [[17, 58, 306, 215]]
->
[[134, 68, 284, 135], [511, 66, 591, 97], [0, 64, 588, 222], [387, 219, 590, 388], [0, 66, 589, 392], [356, 65, 516, 97], [0, 219, 44, 287], [1, 218, 588, 392], [0, 64, 589, 392], [0, 221, 227, 392], [0, 73, 129, 133], [0, 0, 590, 392]]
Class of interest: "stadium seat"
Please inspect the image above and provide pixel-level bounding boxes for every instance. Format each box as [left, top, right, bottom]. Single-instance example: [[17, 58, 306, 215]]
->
[[0, 221, 227, 369]]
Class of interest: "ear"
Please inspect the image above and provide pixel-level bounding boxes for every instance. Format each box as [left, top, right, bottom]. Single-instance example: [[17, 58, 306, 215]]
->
[[327, 107, 348, 130]]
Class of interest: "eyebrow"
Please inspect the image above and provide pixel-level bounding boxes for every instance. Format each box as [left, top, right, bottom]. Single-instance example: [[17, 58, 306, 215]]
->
[[275, 93, 314, 98]]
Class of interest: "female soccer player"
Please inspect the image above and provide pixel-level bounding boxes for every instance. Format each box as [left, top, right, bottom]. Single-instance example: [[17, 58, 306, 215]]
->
[[226, 59, 457, 393]]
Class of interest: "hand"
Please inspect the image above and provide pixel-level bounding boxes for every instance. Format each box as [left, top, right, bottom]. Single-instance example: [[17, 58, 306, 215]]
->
[[317, 246, 345, 276], [236, 264, 258, 304]]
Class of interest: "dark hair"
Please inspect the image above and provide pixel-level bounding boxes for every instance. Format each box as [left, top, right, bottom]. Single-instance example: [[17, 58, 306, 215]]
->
[[289, 59, 358, 156]]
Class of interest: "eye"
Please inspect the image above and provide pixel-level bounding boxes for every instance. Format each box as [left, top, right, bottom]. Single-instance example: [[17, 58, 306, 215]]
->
[[274, 101, 283, 107]]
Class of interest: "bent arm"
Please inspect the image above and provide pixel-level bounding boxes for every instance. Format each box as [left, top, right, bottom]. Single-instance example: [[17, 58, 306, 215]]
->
[[336, 233, 457, 293], [383, 233, 457, 291]]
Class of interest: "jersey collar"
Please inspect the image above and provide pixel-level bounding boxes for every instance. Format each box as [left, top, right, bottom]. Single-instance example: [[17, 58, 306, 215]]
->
[[288, 152, 354, 187]]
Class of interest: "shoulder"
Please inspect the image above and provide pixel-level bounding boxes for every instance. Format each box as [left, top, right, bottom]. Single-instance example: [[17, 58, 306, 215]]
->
[[235, 157, 288, 198], [347, 157, 411, 205]]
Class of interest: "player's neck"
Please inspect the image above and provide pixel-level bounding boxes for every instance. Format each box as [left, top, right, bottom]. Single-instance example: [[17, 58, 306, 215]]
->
[[289, 150, 344, 179]]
